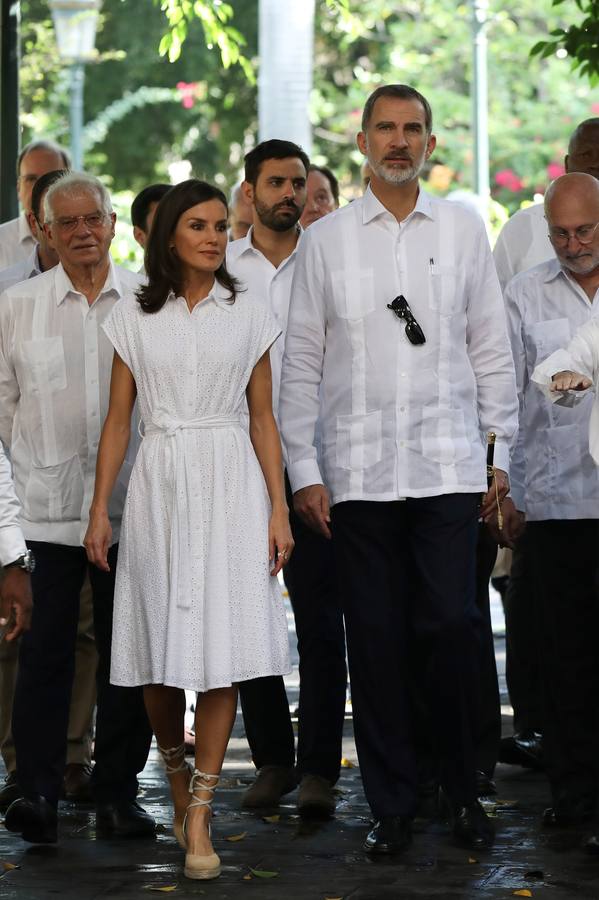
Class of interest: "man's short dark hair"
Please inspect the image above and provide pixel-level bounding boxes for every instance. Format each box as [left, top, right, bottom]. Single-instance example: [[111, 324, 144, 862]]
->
[[361, 85, 433, 135], [131, 183, 172, 231], [244, 139, 310, 186], [309, 164, 340, 205], [17, 140, 71, 178], [31, 169, 69, 222]]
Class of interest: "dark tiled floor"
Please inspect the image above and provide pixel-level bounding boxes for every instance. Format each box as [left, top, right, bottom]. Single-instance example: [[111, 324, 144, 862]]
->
[[2, 601, 599, 898]]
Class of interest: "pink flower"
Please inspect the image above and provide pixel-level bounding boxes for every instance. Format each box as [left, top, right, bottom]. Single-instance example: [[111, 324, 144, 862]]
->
[[176, 81, 198, 109], [495, 169, 524, 192], [547, 161, 565, 179], [592, 102, 599, 114]]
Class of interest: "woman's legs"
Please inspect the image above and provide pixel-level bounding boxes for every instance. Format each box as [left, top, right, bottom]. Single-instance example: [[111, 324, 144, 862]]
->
[[186, 686, 238, 856], [143, 685, 188, 830]]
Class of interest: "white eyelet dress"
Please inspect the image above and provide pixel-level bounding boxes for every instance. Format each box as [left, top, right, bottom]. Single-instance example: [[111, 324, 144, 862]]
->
[[102, 283, 291, 691]]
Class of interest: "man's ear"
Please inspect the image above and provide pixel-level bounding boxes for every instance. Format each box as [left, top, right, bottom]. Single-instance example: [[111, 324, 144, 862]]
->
[[357, 131, 368, 158], [26, 210, 38, 239], [133, 225, 146, 249], [425, 133, 437, 160], [241, 180, 254, 205]]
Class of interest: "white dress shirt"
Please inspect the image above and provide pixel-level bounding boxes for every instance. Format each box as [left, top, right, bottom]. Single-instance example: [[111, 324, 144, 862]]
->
[[532, 299, 599, 473], [279, 186, 519, 505], [0, 213, 36, 271], [0, 260, 142, 546], [227, 226, 300, 411], [493, 204, 553, 290], [505, 258, 599, 520], [0, 246, 42, 294], [0, 440, 27, 566]]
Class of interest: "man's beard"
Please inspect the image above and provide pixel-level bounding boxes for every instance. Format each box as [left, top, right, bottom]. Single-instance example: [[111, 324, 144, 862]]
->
[[563, 251, 599, 276], [367, 145, 427, 186], [255, 196, 303, 232]]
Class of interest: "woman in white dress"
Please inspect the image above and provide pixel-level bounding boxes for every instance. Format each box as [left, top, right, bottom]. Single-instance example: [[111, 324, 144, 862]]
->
[[84, 180, 293, 880]]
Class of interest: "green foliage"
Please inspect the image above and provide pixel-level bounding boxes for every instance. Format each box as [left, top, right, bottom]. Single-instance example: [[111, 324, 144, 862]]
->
[[19, 0, 597, 219], [530, 0, 599, 84]]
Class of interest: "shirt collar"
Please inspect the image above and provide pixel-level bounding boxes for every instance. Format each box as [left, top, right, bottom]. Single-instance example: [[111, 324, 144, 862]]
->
[[24, 246, 42, 278], [542, 256, 563, 284], [361, 183, 435, 225], [235, 224, 302, 264], [54, 258, 122, 306], [169, 278, 236, 312]]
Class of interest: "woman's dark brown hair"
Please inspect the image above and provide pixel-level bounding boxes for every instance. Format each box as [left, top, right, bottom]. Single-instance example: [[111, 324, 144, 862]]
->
[[136, 179, 239, 313]]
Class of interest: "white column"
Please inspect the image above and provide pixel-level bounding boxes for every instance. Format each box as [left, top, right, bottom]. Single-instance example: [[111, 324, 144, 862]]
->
[[258, 0, 315, 154]]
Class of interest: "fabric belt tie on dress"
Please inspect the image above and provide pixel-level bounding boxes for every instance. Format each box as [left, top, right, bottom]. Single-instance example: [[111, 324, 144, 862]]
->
[[142, 412, 241, 610]]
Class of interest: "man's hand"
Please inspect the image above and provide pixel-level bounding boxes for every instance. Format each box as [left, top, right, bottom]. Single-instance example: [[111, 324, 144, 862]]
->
[[0, 568, 32, 641], [550, 370, 592, 392], [480, 467, 510, 520], [293, 484, 332, 539], [485, 497, 525, 548]]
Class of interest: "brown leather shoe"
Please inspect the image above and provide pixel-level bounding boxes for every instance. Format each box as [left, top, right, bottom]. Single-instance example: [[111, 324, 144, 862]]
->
[[297, 774, 335, 819], [63, 763, 94, 802], [241, 766, 297, 809]]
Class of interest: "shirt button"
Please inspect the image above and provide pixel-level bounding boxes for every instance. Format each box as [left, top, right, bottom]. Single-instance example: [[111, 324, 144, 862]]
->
[[400, 406, 405, 412], [400, 372, 407, 378]]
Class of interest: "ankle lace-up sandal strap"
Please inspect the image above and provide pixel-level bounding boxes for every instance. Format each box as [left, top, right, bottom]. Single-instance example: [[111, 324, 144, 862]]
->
[[157, 742, 189, 775], [187, 769, 220, 811]]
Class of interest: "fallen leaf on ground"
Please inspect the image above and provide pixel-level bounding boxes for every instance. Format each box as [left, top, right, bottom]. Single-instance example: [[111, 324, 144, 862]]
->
[[262, 814, 280, 823], [513, 891, 532, 898], [1, 862, 19, 872], [468, 857, 478, 864], [226, 831, 248, 842], [249, 868, 279, 879], [243, 874, 252, 881], [324, 896, 343, 899], [144, 885, 178, 893], [340, 758, 354, 768]]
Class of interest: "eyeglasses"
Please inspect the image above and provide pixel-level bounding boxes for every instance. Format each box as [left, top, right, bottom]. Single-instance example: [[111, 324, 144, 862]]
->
[[387, 295, 426, 345], [548, 221, 599, 248], [50, 213, 107, 232]]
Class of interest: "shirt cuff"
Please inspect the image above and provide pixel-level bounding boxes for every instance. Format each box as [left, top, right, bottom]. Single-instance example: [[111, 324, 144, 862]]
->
[[287, 458, 324, 494], [0, 526, 27, 567], [492, 440, 510, 476]]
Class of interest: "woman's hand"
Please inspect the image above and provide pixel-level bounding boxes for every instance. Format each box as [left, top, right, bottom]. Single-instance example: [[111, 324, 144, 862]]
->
[[269, 505, 295, 577], [84, 507, 113, 572]]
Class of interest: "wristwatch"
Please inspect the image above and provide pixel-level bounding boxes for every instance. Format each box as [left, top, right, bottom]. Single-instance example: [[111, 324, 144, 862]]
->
[[4, 549, 35, 573]]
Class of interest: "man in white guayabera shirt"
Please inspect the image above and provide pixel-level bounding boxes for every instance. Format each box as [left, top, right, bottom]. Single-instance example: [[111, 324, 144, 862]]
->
[[0, 172, 153, 845], [279, 83, 519, 856], [528, 173, 599, 852]]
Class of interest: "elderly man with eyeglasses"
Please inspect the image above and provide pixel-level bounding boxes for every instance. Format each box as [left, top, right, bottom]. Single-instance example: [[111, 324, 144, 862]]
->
[[0, 172, 154, 844], [503, 172, 599, 844], [279, 83, 518, 856]]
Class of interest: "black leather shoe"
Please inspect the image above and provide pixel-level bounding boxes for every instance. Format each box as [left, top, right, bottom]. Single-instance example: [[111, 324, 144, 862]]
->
[[0, 772, 20, 814], [4, 795, 57, 843], [363, 816, 412, 855], [451, 800, 495, 849], [96, 800, 156, 838], [542, 805, 596, 828], [583, 834, 599, 855], [498, 731, 544, 770], [476, 770, 497, 799]]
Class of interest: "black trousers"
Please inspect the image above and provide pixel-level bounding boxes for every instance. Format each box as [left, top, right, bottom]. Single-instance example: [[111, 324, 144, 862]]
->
[[527, 520, 599, 811], [331, 495, 481, 819], [12, 542, 153, 808], [503, 534, 542, 734], [239, 481, 347, 783]]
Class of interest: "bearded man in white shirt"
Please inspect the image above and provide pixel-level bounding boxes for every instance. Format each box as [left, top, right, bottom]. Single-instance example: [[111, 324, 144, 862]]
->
[[279, 84, 519, 855], [228, 140, 347, 819], [520, 174, 599, 844], [0, 172, 154, 844], [0, 140, 70, 271]]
